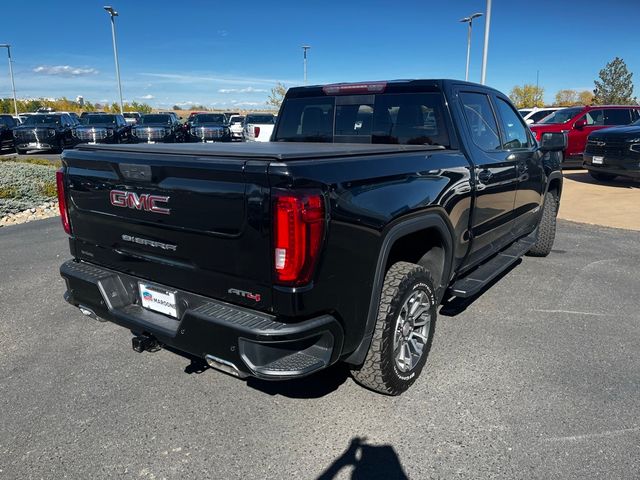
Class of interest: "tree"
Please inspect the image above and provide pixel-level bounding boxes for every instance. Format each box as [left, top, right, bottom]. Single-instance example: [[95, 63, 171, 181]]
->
[[554, 89, 578, 106], [509, 84, 545, 108], [593, 57, 636, 105], [578, 90, 594, 105], [267, 82, 287, 109], [172, 105, 181, 111]]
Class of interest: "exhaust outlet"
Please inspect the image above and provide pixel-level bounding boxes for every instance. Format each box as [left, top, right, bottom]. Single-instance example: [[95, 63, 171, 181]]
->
[[78, 305, 106, 322], [205, 354, 248, 378]]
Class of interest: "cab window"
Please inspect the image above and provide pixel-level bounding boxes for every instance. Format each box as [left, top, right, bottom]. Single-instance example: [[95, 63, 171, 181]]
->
[[495, 97, 531, 150], [459, 92, 501, 151]]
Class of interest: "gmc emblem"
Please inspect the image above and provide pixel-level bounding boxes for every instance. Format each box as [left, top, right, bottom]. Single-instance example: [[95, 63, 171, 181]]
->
[[109, 190, 171, 215]]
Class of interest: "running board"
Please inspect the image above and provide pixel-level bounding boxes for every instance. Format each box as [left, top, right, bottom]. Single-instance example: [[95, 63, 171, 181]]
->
[[450, 237, 535, 298]]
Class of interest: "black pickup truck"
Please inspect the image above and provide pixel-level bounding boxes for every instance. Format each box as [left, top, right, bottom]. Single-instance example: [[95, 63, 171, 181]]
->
[[58, 80, 564, 395]]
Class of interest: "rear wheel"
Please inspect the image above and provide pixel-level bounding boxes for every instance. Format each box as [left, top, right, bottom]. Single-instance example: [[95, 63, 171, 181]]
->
[[351, 262, 437, 395], [589, 170, 617, 182], [527, 191, 557, 257]]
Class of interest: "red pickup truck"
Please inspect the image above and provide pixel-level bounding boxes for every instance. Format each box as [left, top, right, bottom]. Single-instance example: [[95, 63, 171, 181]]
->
[[530, 105, 640, 167]]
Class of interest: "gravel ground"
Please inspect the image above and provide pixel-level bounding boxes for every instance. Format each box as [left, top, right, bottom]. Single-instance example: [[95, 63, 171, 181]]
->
[[0, 218, 639, 479]]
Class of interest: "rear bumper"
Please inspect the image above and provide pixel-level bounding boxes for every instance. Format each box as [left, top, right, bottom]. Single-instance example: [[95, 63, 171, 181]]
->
[[60, 260, 343, 379]]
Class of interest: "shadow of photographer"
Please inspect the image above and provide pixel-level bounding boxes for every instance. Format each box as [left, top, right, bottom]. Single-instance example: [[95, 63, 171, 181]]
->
[[317, 437, 408, 480]]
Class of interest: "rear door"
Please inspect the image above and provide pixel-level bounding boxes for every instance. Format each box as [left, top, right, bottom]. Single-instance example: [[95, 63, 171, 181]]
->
[[63, 149, 273, 309], [456, 90, 519, 268]]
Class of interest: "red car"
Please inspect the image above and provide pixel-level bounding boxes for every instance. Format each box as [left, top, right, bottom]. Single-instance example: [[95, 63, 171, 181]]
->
[[530, 105, 640, 167]]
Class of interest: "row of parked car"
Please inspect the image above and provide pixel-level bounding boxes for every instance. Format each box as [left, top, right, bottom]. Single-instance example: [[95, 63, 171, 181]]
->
[[520, 104, 640, 181], [0, 110, 278, 154]]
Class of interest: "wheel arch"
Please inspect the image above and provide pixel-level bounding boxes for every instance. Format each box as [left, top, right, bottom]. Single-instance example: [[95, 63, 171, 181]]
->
[[344, 210, 455, 365]]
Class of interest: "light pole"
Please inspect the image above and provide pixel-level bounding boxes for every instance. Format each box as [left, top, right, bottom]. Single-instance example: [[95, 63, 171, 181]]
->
[[0, 44, 19, 117], [459, 13, 483, 82], [302, 45, 311, 85], [104, 6, 124, 113], [480, 0, 492, 85]]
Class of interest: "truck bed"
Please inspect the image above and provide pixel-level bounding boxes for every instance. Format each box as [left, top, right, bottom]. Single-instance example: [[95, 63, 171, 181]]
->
[[74, 142, 438, 160]]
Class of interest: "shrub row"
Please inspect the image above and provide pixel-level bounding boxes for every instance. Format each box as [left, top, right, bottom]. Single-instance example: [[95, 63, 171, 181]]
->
[[0, 162, 58, 216]]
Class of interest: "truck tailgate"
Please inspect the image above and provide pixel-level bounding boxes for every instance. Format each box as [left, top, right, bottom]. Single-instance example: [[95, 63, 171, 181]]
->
[[62, 148, 273, 310]]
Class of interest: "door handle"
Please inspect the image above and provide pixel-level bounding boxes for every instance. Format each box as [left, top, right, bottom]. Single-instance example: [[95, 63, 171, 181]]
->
[[477, 169, 493, 183]]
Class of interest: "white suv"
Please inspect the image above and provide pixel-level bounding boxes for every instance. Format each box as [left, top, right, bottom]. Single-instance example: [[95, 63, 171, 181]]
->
[[519, 107, 564, 125]]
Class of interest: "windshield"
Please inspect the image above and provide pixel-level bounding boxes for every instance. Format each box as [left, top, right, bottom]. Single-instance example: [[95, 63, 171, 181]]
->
[[139, 114, 171, 125], [83, 115, 118, 125], [539, 107, 582, 124], [230, 116, 244, 124], [193, 114, 226, 124], [274, 92, 451, 147], [246, 114, 275, 124], [22, 115, 61, 126], [123, 113, 139, 118]]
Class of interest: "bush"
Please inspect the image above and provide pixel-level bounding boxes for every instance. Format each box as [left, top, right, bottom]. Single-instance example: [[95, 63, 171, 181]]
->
[[0, 156, 61, 168], [0, 162, 58, 216]]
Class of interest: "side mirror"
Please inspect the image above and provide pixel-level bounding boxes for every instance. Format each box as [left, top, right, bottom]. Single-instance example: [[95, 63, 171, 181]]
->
[[526, 118, 534, 125], [574, 119, 587, 130], [539, 132, 567, 152]]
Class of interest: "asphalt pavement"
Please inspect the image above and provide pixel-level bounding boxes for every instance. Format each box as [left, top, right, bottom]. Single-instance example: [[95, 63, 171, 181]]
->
[[1, 219, 639, 479]]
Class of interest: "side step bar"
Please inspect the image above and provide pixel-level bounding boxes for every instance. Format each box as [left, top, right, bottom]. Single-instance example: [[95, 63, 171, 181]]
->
[[450, 236, 535, 298]]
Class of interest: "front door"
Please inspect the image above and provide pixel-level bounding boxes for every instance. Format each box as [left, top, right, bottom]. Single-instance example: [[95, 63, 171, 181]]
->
[[492, 94, 544, 238], [456, 90, 519, 269]]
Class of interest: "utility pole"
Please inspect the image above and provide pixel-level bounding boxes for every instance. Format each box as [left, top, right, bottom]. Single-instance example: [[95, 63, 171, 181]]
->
[[480, 0, 492, 85], [104, 6, 124, 113], [0, 44, 19, 117], [459, 13, 483, 82], [302, 45, 311, 85]]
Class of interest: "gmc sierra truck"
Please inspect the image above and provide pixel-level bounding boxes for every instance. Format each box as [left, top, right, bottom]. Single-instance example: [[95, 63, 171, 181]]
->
[[58, 80, 565, 395]]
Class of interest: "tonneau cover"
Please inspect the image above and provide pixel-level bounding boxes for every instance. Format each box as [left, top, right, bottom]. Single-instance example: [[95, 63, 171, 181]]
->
[[73, 142, 436, 160]]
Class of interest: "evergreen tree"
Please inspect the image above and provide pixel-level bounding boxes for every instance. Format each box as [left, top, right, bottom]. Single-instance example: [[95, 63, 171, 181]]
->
[[593, 57, 636, 105]]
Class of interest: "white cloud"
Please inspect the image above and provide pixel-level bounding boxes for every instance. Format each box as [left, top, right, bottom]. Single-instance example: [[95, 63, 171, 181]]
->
[[33, 65, 99, 76], [139, 94, 155, 100], [141, 72, 298, 86], [218, 87, 268, 94]]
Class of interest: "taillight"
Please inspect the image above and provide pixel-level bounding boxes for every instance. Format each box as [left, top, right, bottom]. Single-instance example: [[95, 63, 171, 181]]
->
[[55, 169, 71, 235], [254, 126, 261, 138], [273, 191, 325, 285]]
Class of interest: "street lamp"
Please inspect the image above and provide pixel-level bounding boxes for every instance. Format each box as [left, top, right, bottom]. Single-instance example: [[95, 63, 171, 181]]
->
[[459, 13, 482, 82], [480, 0, 492, 85], [0, 44, 19, 117], [103, 5, 124, 113], [302, 45, 311, 84]]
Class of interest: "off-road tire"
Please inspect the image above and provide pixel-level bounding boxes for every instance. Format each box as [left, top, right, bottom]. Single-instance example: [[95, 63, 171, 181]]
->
[[527, 191, 557, 257], [589, 170, 616, 182], [351, 262, 437, 395]]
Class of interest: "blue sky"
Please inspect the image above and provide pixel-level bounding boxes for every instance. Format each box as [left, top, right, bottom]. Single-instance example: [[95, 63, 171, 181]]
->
[[1, 0, 639, 109]]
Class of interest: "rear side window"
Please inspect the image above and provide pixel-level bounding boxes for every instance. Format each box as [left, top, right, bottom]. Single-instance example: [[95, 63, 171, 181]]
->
[[459, 92, 501, 151], [603, 108, 631, 125], [495, 98, 531, 150], [529, 110, 553, 123], [275, 92, 451, 147]]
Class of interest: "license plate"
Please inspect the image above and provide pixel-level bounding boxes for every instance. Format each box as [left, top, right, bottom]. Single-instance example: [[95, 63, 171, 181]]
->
[[88, 141, 97, 145], [147, 140, 156, 144], [206, 140, 215, 143], [27, 142, 41, 148], [592, 156, 604, 165], [139, 282, 178, 318]]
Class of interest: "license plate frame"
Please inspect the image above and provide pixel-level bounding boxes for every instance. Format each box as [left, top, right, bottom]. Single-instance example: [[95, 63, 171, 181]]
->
[[138, 282, 178, 318], [592, 155, 604, 165]]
